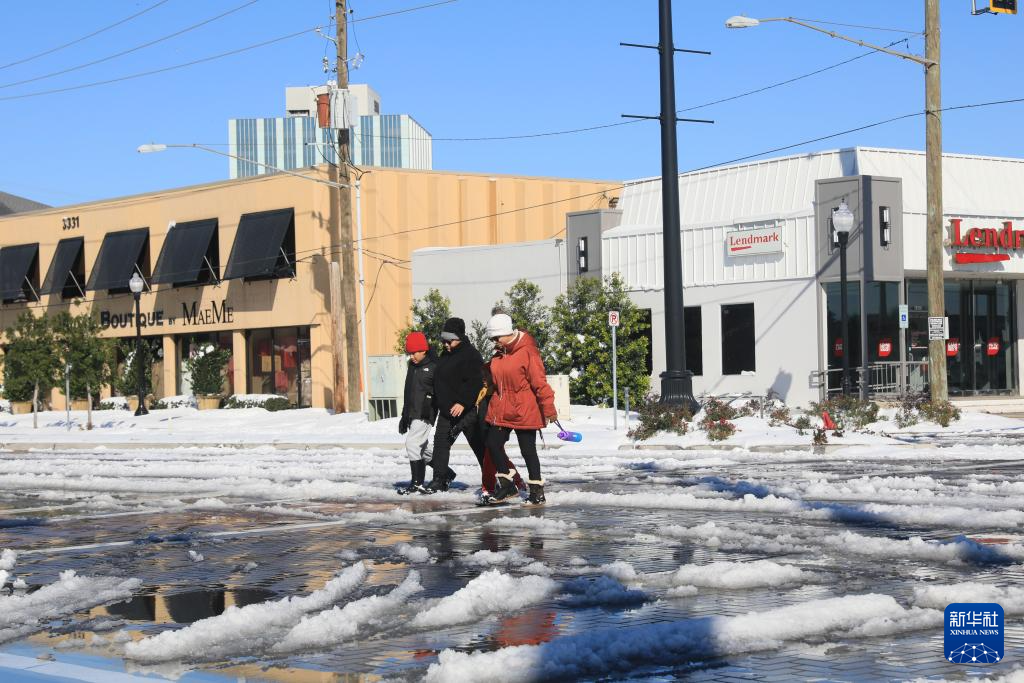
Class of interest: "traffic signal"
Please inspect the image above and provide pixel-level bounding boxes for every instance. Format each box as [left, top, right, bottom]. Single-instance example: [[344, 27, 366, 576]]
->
[[991, 0, 1017, 14]]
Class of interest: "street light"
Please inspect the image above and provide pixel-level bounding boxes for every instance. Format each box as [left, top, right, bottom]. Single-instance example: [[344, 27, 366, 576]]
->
[[832, 201, 855, 396], [128, 272, 148, 416], [726, 10, 948, 402]]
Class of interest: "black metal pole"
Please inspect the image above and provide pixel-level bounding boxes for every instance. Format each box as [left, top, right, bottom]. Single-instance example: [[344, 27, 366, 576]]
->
[[656, 0, 698, 413], [839, 233, 851, 396], [133, 292, 148, 416]]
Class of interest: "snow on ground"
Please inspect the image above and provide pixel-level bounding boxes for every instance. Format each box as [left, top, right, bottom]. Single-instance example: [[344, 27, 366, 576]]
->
[[125, 563, 368, 663], [0, 570, 140, 644], [410, 571, 557, 629], [425, 594, 911, 683]]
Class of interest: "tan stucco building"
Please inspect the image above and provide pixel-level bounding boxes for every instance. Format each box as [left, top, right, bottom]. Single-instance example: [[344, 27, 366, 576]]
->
[[0, 165, 618, 410]]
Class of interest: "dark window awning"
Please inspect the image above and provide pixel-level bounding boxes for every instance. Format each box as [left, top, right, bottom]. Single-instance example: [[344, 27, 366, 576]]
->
[[151, 218, 218, 285], [85, 228, 149, 291], [0, 243, 39, 300], [40, 237, 85, 295], [223, 208, 294, 281]]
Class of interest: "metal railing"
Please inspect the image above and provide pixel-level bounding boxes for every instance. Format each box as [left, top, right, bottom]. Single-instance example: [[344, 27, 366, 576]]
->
[[810, 361, 930, 401]]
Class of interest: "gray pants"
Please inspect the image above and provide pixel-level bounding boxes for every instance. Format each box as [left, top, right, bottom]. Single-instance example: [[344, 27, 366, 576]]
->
[[404, 419, 434, 462]]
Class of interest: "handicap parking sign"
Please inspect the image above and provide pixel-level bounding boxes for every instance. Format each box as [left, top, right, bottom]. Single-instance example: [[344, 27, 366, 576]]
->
[[945, 603, 1004, 664]]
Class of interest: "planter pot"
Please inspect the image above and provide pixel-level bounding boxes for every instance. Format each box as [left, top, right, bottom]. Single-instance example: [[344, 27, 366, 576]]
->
[[197, 395, 222, 411], [70, 399, 92, 411], [10, 401, 33, 415]]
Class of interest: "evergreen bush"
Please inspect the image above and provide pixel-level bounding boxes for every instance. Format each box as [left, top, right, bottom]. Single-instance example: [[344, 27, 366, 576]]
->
[[627, 394, 691, 441], [183, 344, 231, 396]]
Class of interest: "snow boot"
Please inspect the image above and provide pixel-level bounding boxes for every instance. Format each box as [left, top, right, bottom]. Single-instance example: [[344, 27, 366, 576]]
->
[[525, 479, 546, 506], [425, 477, 449, 494], [399, 460, 427, 495], [490, 473, 518, 503], [429, 463, 457, 485]]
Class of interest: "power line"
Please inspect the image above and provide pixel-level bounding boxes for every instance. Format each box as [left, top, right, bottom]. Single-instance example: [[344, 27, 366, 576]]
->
[[0, 0, 173, 72], [789, 17, 923, 35], [0, 0, 261, 90], [0, 0, 459, 103]]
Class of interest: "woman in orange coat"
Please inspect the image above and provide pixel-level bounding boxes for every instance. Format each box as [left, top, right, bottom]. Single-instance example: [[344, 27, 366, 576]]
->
[[484, 313, 557, 505]]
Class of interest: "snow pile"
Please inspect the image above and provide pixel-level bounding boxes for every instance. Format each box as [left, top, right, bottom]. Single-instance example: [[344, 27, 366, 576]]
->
[[426, 594, 909, 682], [484, 517, 577, 535], [913, 582, 1024, 614], [0, 570, 140, 643], [653, 560, 816, 590], [552, 490, 805, 515], [394, 543, 432, 563], [461, 548, 534, 568], [126, 563, 368, 663], [411, 571, 557, 629], [561, 575, 649, 608], [0, 549, 16, 570], [274, 570, 422, 653], [188, 550, 204, 563]]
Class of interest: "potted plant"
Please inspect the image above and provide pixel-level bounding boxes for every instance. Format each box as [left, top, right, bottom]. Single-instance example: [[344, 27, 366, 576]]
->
[[53, 312, 113, 430], [2, 313, 60, 427], [184, 344, 231, 410]]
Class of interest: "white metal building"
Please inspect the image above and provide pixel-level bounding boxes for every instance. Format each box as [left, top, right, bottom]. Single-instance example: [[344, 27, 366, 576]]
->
[[413, 147, 1024, 407]]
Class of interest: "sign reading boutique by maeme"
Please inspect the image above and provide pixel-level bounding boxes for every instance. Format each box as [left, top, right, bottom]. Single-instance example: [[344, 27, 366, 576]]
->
[[99, 299, 235, 330], [725, 226, 783, 257]]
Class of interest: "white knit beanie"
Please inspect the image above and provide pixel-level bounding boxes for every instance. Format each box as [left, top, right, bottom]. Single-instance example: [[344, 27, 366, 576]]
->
[[485, 313, 514, 338]]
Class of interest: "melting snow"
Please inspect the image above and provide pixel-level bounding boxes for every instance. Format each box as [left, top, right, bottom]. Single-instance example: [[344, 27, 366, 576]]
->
[[411, 571, 557, 629]]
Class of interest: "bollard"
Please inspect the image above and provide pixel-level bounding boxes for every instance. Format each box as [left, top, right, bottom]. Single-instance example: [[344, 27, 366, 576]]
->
[[624, 387, 630, 432]]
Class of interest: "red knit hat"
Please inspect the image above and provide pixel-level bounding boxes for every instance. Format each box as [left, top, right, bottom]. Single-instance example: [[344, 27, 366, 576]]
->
[[405, 331, 429, 353]]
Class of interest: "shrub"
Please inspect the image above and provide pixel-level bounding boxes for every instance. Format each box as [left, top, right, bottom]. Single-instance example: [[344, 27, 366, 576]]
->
[[918, 399, 961, 427], [701, 397, 738, 423], [812, 428, 829, 446], [792, 415, 813, 435], [183, 345, 231, 396], [150, 395, 197, 410], [628, 394, 692, 441], [113, 339, 154, 398], [3, 313, 60, 403], [98, 398, 128, 411], [768, 406, 791, 427], [222, 395, 293, 411], [703, 418, 736, 442], [809, 396, 880, 431]]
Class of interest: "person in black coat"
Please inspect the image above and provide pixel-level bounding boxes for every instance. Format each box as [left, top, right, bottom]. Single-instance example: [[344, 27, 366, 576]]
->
[[425, 317, 486, 493], [398, 332, 438, 494]]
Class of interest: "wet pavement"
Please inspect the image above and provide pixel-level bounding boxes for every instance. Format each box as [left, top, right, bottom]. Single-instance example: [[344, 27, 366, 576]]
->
[[1, 445, 1023, 681]]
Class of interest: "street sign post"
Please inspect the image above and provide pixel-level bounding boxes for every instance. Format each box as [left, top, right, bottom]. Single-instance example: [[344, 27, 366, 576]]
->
[[609, 311, 619, 430]]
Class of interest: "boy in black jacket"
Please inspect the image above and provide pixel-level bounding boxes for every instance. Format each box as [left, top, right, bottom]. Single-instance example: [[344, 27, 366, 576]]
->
[[398, 332, 439, 494], [425, 317, 486, 493]]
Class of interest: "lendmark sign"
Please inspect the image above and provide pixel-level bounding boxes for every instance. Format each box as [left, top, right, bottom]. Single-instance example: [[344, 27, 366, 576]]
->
[[726, 227, 783, 257], [948, 218, 1023, 264]]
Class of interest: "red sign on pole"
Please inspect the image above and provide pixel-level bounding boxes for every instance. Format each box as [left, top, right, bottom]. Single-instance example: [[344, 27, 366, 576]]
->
[[987, 337, 1002, 356], [946, 339, 960, 357], [878, 339, 893, 358]]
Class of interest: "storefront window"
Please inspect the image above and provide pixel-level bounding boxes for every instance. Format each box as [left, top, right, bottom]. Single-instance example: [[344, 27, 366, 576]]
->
[[178, 332, 233, 396], [866, 282, 899, 364], [114, 336, 164, 397], [247, 326, 312, 407], [824, 282, 861, 392], [684, 306, 702, 376], [721, 303, 755, 375]]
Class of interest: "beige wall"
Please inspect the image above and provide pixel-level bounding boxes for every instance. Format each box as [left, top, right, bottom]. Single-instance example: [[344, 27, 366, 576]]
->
[[0, 166, 619, 409]]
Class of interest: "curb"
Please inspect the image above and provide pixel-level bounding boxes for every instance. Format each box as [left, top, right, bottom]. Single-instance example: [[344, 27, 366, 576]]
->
[[0, 441, 561, 452]]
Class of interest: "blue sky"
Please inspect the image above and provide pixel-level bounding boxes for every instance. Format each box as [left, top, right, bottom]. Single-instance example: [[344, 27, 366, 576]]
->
[[1, 0, 1022, 207]]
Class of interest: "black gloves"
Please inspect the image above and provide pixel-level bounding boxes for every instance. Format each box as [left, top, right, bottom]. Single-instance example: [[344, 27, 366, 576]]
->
[[398, 416, 410, 434]]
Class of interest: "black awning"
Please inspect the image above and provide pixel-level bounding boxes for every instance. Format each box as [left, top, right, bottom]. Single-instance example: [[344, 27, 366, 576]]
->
[[0, 243, 39, 300], [151, 218, 218, 285], [223, 208, 294, 281], [40, 237, 84, 295], [85, 228, 149, 291]]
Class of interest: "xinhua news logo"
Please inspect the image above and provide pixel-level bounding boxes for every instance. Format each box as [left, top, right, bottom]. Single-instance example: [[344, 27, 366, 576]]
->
[[945, 603, 1004, 665]]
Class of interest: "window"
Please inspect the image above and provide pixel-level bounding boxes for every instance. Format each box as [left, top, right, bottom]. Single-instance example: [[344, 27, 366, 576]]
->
[[0, 243, 40, 304], [685, 306, 702, 376], [247, 326, 312, 407], [178, 332, 234, 396], [721, 303, 755, 375]]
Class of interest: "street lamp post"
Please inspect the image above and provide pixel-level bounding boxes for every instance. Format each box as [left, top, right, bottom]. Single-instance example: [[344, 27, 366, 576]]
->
[[128, 272, 148, 416], [832, 201, 855, 396]]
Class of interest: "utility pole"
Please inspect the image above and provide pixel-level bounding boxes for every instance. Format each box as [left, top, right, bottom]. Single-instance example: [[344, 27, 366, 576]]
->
[[334, 0, 362, 413], [925, 0, 947, 401]]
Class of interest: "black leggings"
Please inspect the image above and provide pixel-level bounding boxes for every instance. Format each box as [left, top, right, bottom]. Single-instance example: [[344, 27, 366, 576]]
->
[[487, 426, 541, 482]]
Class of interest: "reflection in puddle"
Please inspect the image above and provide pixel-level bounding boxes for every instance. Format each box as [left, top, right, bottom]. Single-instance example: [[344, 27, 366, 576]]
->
[[103, 586, 276, 624]]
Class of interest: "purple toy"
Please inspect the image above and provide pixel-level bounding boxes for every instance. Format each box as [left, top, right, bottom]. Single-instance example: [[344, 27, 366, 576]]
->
[[554, 420, 583, 443]]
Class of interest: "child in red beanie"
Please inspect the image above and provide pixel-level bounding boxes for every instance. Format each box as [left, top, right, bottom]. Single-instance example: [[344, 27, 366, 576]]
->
[[397, 331, 438, 494]]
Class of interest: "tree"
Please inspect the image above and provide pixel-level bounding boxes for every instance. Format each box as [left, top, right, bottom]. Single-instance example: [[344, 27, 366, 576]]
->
[[183, 344, 231, 396], [469, 320, 494, 359], [53, 312, 113, 431], [394, 288, 452, 354], [549, 273, 650, 406], [3, 313, 61, 428], [494, 280, 554, 366], [113, 338, 154, 399]]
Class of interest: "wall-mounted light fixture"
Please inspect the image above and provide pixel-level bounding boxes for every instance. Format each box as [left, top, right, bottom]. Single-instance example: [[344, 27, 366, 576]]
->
[[879, 206, 891, 248], [578, 236, 589, 273]]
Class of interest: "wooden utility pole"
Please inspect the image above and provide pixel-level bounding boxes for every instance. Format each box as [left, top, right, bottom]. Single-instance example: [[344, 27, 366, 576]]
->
[[925, 0, 947, 401], [333, 0, 362, 413]]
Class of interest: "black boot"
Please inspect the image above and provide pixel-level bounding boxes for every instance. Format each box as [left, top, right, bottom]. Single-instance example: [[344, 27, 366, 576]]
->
[[428, 464, 457, 486], [425, 477, 449, 493], [490, 473, 518, 503], [399, 461, 427, 495], [525, 479, 546, 506]]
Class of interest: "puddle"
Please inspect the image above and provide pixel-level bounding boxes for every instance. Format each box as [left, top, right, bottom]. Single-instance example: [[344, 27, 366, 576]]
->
[[102, 586, 277, 624]]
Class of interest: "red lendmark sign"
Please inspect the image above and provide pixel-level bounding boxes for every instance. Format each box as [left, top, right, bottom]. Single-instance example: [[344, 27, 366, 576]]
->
[[949, 218, 1019, 264]]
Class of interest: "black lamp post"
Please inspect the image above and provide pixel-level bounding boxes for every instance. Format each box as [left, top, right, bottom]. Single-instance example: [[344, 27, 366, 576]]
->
[[833, 201, 855, 396], [128, 272, 149, 416]]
